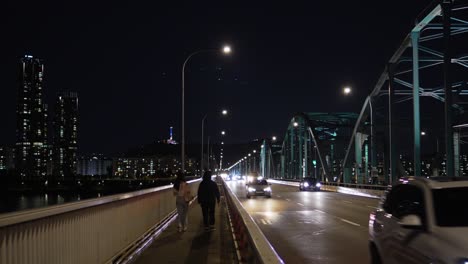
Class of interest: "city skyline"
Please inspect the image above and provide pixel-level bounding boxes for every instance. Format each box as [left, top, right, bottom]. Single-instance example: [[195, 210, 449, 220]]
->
[[1, 0, 435, 155]]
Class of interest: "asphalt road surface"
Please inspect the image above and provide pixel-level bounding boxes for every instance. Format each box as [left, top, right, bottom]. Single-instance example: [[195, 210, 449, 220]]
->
[[225, 180, 379, 264]]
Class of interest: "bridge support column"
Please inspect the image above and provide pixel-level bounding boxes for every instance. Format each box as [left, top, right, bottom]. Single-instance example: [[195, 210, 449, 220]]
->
[[443, 0, 455, 177], [388, 62, 398, 183], [355, 132, 364, 184], [454, 131, 460, 177], [411, 31, 421, 177]]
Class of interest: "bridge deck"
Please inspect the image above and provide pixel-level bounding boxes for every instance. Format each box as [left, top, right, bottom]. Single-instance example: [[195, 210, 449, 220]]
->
[[134, 186, 237, 264]]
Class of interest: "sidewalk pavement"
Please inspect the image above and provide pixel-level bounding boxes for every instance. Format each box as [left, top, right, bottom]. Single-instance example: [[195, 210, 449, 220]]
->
[[133, 183, 238, 264]]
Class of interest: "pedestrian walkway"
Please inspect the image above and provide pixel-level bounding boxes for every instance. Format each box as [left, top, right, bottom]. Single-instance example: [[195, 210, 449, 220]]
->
[[133, 184, 238, 264]]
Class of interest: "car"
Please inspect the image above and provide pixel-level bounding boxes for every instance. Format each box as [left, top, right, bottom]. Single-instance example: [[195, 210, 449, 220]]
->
[[369, 176, 468, 264], [299, 177, 321, 191], [246, 179, 272, 198]]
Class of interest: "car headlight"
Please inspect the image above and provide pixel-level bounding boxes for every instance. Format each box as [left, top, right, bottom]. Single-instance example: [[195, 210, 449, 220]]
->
[[315, 183, 321, 187], [248, 187, 256, 192], [304, 182, 309, 187], [264, 187, 271, 192]]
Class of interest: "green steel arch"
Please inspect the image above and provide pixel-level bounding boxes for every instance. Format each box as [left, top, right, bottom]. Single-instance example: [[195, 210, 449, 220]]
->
[[278, 112, 357, 182]]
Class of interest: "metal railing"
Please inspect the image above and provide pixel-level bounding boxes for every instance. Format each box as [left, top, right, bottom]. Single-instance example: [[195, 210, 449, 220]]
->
[[0, 179, 201, 264], [221, 177, 284, 264], [323, 182, 388, 191]]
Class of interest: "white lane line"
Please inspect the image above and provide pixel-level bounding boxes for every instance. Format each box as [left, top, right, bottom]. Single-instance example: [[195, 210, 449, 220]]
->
[[367, 206, 379, 209], [315, 209, 326, 214], [340, 218, 361, 227], [266, 220, 272, 225], [343, 200, 353, 204], [277, 195, 282, 198], [286, 198, 291, 202], [297, 203, 304, 206], [261, 219, 267, 225]]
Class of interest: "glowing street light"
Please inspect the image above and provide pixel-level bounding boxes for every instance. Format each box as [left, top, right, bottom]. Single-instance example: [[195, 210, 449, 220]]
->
[[222, 109, 228, 115], [293, 122, 299, 127], [421, 131, 426, 136], [253, 150, 256, 153], [272, 136, 277, 141], [223, 45, 232, 54], [221, 131, 226, 135], [343, 87, 352, 95]]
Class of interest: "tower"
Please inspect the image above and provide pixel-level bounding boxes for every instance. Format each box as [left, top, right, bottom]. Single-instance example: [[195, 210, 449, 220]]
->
[[53, 91, 79, 179], [15, 55, 48, 180]]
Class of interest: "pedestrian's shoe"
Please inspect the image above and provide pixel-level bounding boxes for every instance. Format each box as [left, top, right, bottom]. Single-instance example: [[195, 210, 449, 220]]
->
[[183, 226, 187, 232], [178, 226, 182, 232], [204, 226, 210, 231], [209, 225, 215, 231]]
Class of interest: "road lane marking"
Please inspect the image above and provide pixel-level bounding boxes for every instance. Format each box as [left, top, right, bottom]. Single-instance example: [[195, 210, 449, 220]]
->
[[276, 195, 281, 198], [286, 198, 291, 201], [261, 219, 267, 225], [297, 203, 304, 206], [367, 205, 379, 209], [315, 209, 326, 214], [343, 200, 353, 204], [340, 218, 361, 227]]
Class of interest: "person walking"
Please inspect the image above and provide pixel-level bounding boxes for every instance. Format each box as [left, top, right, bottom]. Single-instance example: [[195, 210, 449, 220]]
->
[[197, 171, 220, 231], [173, 174, 191, 232]]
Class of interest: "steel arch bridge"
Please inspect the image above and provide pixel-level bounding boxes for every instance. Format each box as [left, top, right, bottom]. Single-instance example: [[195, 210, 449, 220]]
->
[[274, 113, 357, 182]]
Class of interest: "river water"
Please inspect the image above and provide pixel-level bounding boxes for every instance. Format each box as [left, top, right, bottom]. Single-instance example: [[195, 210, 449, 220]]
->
[[0, 192, 103, 214]]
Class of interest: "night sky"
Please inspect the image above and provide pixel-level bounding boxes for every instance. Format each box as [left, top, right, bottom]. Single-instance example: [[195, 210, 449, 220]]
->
[[1, 0, 433, 155]]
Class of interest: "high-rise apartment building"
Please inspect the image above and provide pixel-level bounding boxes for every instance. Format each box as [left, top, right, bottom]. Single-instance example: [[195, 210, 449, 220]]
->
[[15, 55, 49, 180], [53, 91, 79, 179]]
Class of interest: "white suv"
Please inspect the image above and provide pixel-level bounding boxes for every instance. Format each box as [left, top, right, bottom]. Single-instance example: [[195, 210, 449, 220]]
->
[[369, 177, 468, 264]]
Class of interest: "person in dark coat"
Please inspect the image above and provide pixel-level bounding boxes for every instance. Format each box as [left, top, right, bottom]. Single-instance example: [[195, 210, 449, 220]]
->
[[197, 170, 220, 231]]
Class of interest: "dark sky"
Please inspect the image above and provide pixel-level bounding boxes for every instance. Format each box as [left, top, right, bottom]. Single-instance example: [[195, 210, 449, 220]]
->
[[1, 0, 433, 155]]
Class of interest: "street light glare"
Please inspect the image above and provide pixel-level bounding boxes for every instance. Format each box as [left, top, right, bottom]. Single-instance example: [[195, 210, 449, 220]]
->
[[222, 109, 228, 115], [293, 122, 299, 127], [253, 150, 256, 153], [221, 131, 226, 135], [223, 45, 232, 54], [421, 131, 426, 136], [272, 136, 277, 141], [343, 87, 352, 95]]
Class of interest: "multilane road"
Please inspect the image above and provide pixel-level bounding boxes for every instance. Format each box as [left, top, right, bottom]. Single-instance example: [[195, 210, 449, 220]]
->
[[225, 180, 380, 263]]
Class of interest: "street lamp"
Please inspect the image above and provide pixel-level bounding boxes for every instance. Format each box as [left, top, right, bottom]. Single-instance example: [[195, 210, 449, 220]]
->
[[293, 122, 299, 127], [201, 109, 229, 176], [343, 87, 352, 95], [181, 45, 232, 174], [253, 150, 256, 153], [421, 131, 426, 136], [221, 131, 226, 135], [272, 136, 277, 141], [223, 45, 232, 54]]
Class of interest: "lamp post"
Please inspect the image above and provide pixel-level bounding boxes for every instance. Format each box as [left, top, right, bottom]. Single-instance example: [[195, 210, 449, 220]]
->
[[201, 110, 229, 176], [181, 45, 231, 174], [201, 114, 208, 177]]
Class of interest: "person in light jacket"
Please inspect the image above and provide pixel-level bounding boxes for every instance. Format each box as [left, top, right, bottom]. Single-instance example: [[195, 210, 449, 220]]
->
[[197, 171, 220, 231], [173, 174, 189, 232]]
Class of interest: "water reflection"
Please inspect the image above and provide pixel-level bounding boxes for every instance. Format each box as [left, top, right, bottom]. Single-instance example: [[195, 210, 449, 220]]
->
[[0, 192, 103, 214]]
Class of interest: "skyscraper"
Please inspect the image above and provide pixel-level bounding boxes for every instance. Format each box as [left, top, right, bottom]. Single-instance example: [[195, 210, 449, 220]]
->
[[15, 55, 49, 180], [53, 91, 79, 179]]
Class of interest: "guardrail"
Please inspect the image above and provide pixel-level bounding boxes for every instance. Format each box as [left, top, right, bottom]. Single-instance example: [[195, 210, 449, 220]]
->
[[0, 179, 201, 264], [267, 178, 388, 199], [220, 177, 284, 264]]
